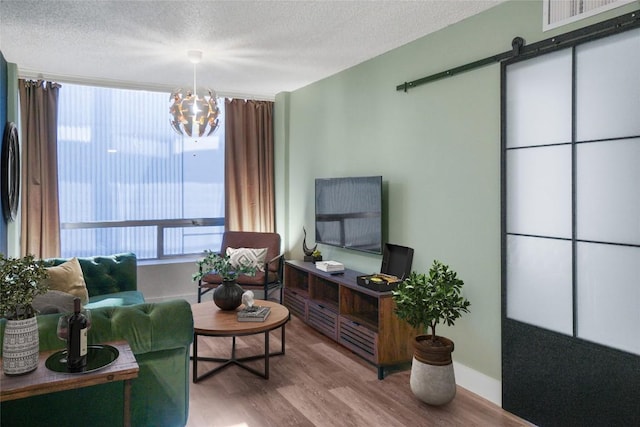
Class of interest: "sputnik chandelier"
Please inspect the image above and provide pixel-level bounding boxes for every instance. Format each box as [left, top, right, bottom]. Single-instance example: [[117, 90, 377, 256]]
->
[[170, 50, 220, 137]]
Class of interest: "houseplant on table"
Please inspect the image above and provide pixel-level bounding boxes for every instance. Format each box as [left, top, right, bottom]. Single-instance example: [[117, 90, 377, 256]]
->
[[193, 250, 257, 310], [1, 254, 49, 375], [392, 259, 470, 405]]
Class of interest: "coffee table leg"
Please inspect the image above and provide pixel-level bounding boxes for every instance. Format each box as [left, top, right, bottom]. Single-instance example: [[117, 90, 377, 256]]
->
[[281, 323, 286, 354], [264, 331, 270, 379], [192, 333, 198, 383], [231, 336, 236, 359]]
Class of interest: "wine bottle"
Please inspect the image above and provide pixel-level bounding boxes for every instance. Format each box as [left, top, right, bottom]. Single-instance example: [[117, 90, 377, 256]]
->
[[67, 297, 88, 372]]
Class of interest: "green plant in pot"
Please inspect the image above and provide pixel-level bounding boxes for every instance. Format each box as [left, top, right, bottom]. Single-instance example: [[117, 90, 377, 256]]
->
[[1, 254, 49, 375], [193, 250, 257, 310], [392, 259, 470, 405]]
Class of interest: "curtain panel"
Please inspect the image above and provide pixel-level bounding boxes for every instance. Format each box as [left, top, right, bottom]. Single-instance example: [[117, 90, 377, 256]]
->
[[224, 98, 275, 232], [18, 79, 61, 258]]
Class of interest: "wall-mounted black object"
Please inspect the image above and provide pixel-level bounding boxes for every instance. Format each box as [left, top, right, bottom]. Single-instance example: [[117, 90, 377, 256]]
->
[[1, 122, 20, 222]]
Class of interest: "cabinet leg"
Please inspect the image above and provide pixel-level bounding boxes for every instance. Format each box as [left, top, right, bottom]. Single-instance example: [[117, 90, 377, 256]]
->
[[378, 366, 384, 380]]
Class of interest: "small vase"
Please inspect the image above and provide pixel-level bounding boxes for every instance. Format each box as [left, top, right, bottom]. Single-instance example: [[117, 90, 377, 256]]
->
[[213, 281, 244, 310], [2, 317, 40, 375]]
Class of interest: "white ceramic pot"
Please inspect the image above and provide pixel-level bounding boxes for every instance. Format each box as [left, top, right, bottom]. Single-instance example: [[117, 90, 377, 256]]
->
[[410, 356, 457, 405], [2, 317, 40, 375], [410, 335, 457, 406]]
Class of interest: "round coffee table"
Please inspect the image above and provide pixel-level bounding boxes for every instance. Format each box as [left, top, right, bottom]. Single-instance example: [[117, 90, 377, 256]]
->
[[191, 300, 290, 382]]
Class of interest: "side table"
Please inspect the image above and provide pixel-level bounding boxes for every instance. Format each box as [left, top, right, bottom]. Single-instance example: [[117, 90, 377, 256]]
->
[[1, 340, 139, 427]]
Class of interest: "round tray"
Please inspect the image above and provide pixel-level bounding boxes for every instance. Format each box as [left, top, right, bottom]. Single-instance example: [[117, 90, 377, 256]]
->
[[45, 344, 119, 374]]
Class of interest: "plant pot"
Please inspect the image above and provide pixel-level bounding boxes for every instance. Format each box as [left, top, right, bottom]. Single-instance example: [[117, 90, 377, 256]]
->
[[2, 317, 40, 375], [410, 335, 456, 406], [213, 281, 244, 310]]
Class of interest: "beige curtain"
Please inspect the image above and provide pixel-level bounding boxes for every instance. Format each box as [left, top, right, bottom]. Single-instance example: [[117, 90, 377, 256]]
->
[[18, 79, 61, 258], [224, 98, 275, 232]]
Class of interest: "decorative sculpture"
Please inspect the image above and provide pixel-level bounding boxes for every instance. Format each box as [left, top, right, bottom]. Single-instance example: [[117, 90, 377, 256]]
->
[[303, 227, 317, 257]]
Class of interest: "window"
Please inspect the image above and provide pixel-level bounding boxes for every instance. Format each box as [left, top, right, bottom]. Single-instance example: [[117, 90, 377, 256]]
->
[[57, 84, 225, 260], [543, 0, 636, 31]]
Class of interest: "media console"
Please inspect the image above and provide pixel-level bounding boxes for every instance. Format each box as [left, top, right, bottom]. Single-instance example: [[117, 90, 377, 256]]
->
[[283, 260, 417, 379]]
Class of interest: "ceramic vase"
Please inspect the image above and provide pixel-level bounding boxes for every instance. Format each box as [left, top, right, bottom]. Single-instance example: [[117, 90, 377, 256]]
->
[[213, 281, 244, 310], [410, 335, 457, 406], [2, 317, 40, 375]]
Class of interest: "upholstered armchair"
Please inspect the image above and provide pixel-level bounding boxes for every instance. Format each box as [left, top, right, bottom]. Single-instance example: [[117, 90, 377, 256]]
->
[[197, 231, 284, 303]]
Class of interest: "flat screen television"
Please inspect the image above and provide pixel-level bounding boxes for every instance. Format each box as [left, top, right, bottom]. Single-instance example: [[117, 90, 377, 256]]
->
[[315, 176, 383, 255]]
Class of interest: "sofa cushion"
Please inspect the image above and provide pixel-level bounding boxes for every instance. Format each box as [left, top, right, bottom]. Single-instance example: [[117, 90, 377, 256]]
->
[[226, 247, 268, 272], [32, 290, 76, 314], [45, 257, 89, 304], [85, 291, 145, 309]]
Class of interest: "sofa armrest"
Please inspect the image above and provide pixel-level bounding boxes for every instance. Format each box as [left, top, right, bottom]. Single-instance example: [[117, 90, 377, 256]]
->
[[1, 300, 194, 427], [29, 299, 193, 354]]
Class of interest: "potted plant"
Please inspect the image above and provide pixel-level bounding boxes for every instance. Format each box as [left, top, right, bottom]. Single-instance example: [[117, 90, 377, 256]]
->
[[193, 250, 257, 310], [1, 254, 49, 375], [392, 259, 470, 405]]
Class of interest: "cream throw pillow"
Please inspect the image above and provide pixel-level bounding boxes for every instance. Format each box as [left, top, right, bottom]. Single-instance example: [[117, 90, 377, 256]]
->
[[46, 257, 89, 304], [226, 247, 268, 272]]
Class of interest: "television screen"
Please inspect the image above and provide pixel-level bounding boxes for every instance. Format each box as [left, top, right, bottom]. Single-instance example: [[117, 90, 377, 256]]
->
[[315, 176, 382, 254]]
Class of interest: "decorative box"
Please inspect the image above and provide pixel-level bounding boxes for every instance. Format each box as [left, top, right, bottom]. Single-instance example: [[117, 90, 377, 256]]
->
[[357, 244, 414, 292]]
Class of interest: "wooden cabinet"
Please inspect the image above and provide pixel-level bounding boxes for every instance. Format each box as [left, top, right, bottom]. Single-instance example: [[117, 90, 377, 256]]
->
[[284, 260, 416, 379]]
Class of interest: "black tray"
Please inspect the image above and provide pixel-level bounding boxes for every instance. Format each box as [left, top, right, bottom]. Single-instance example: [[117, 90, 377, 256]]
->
[[357, 243, 414, 292], [357, 275, 400, 292], [45, 344, 119, 374]]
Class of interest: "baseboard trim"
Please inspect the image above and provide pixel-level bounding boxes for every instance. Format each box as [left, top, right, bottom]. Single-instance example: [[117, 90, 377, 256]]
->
[[453, 361, 502, 407]]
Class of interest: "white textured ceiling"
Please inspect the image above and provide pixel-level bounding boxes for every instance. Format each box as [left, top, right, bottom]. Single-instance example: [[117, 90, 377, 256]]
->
[[0, 0, 504, 99]]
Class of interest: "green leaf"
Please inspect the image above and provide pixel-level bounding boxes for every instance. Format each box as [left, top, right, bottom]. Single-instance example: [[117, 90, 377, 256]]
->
[[392, 259, 471, 335]]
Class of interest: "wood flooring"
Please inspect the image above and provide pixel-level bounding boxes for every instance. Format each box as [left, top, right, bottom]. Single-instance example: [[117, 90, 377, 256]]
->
[[186, 316, 530, 427]]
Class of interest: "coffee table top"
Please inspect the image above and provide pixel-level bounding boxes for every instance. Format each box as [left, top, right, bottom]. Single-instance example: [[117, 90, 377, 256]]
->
[[1, 340, 138, 402], [192, 300, 290, 336]]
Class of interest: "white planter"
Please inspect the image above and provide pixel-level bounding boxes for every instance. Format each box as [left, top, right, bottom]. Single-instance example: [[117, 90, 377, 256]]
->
[[410, 356, 457, 405], [2, 317, 40, 375]]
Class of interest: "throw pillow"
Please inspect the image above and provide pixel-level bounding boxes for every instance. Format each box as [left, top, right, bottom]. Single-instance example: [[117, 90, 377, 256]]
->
[[32, 290, 77, 314], [226, 247, 268, 272], [46, 257, 89, 304]]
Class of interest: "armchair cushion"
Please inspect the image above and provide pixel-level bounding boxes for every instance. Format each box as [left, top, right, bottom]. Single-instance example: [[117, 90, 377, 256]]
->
[[45, 257, 89, 304], [226, 246, 268, 271]]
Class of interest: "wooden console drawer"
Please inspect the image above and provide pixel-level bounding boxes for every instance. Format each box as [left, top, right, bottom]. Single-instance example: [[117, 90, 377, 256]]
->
[[339, 317, 378, 363], [284, 289, 307, 319], [307, 301, 338, 340]]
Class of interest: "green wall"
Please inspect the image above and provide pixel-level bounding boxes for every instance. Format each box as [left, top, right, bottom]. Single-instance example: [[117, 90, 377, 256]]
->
[[275, 0, 639, 386]]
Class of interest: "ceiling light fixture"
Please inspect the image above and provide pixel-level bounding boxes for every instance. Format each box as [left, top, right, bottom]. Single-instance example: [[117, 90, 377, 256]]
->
[[170, 50, 220, 137]]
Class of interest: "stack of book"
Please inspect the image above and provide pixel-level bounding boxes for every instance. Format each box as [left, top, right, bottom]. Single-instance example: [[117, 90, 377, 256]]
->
[[315, 260, 345, 273], [237, 305, 271, 322]]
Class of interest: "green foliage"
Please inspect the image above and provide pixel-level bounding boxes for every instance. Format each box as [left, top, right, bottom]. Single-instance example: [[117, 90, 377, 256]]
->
[[392, 260, 470, 341], [0, 254, 49, 320], [192, 250, 257, 282]]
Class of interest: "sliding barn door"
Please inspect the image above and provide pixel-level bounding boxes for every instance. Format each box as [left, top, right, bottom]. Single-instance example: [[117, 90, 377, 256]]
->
[[501, 27, 640, 426]]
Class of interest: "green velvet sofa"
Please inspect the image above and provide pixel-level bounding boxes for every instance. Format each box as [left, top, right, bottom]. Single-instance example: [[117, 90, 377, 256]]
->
[[0, 253, 194, 427]]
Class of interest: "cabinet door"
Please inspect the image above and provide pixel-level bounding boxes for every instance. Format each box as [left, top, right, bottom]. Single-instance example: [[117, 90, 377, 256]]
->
[[338, 316, 378, 363], [307, 300, 338, 340], [284, 288, 307, 319]]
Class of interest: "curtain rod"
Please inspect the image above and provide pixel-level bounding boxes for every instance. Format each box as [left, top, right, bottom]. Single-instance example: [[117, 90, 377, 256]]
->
[[396, 9, 640, 93], [17, 69, 275, 101]]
